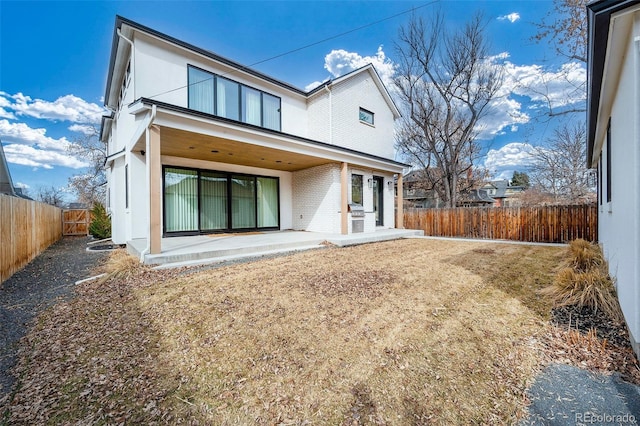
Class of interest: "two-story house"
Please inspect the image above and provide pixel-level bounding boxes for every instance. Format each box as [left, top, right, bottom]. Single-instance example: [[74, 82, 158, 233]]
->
[[101, 16, 407, 256]]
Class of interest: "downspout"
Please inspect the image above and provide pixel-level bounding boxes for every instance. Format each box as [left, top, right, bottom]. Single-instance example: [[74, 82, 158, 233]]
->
[[116, 28, 135, 100], [324, 83, 332, 144], [139, 104, 157, 262]]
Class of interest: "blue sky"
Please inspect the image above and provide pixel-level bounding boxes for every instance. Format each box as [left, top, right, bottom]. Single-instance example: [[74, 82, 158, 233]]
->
[[0, 0, 585, 200]]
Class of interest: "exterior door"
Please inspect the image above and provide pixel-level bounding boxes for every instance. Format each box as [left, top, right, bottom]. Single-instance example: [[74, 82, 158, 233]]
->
[[373, 176, 384, 226]]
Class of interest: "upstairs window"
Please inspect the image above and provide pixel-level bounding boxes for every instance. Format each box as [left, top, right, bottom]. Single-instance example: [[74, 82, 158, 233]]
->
[[359, 108, 374, 125], [187, 65, 281, 131], [188, 67, 214, 114]]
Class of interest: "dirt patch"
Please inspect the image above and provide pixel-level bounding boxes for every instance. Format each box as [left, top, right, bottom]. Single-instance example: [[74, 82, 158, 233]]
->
[[300, 269, 397, 298]]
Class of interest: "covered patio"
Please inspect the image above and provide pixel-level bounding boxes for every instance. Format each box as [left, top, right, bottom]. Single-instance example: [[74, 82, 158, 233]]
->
[[128, 228, 423, 267]]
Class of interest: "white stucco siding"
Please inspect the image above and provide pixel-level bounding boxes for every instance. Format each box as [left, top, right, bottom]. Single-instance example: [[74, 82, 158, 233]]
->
[[131, 33, 309, 138], [598, 12, 640, 352], [109, 157, 127, 244], [330, 71, 396, 159], [129, 152, 148, 240]]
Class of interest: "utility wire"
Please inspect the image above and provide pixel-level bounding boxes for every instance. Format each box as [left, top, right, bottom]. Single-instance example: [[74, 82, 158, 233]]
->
[[145, 0, 438, 100]]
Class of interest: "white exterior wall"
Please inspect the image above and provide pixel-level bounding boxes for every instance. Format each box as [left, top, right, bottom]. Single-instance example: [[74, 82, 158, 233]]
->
[[307, 70, 396, 159], [292, 163, 341, 233], [132, 33, 309, 137], [598, 12, 640, 354], [109, 157, 127, 244]]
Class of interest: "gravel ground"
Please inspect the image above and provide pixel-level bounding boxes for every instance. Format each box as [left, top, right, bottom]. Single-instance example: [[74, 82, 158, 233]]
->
[[0, 237, 107, 401], [523, 363, 640, 425]]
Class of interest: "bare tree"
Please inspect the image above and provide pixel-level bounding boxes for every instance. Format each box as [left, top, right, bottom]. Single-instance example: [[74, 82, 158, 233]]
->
[[36, 185, 66, 207], [67, 125, 107, 206], [533, 0, 587, 63], [530, 122, 594, 203], [526, 0, 587, 118], [394, 12, 503, 207]]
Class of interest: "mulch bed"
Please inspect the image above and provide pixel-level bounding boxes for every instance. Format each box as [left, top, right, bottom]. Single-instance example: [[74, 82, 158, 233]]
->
[[551, 304, 630, 348], [544, 304, 640, 384]]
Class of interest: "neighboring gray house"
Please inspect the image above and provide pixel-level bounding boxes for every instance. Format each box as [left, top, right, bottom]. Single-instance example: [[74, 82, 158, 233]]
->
[[587, 0, 640, 358], [0, 141, 30, 199]]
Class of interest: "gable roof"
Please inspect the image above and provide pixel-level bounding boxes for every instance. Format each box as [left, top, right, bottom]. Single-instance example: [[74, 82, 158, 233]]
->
[[105, 16, 401, 119], [307, 64, 401, 119], [587, 0, 640, 166]]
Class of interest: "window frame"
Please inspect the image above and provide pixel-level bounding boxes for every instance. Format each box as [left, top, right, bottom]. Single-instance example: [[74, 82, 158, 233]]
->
[[162, 165, 280, 236], [359, 107, 374, 126], [187, 64, 281, 131]]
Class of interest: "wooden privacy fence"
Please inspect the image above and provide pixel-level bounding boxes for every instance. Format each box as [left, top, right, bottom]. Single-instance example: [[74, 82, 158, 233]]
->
[[0, 194, 62, 284], [404, 204, 597, 243]]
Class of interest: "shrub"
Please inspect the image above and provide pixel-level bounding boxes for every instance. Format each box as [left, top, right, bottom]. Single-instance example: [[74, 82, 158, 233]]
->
[[541, 239, 623, 322], [99, 249, 142, 283], [89, 202, 111, 240]]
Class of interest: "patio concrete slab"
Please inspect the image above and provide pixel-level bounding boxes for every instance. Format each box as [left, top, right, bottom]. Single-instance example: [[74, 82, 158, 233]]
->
[[127, 229, 423, 267]]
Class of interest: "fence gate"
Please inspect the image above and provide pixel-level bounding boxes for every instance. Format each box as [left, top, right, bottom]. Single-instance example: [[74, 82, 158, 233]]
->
[[62, 209, 90, 236]]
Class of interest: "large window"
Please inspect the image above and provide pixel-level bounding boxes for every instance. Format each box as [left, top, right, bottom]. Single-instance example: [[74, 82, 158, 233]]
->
[[216, 76, 239, 121], [188, 65, 281, 131], [188, 67, 214, 114], [351, 174, 363, 206], [163, 166, 279, 234]]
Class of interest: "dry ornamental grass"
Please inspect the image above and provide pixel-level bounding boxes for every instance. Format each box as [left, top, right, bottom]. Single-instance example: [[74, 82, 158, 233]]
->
[[2, 238, 636, 425]]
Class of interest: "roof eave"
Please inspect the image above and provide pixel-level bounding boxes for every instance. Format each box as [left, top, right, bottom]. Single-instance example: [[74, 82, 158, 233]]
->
[[586, 0, 640, 167]]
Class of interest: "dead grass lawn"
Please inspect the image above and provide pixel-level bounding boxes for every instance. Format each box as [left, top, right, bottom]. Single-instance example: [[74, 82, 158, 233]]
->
[[2, 239, 567, 425]]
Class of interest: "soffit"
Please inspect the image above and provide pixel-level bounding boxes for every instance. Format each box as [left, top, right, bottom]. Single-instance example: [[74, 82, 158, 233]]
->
[[156, 127, 332, 172]]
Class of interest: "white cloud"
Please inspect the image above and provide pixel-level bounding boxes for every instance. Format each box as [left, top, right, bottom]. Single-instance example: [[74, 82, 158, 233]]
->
[[14, 181, 30, 189], [503, 61, 586, 110], [304, 79, 328, 92], [1, 92, 105, 124], [68, 124, 96, 135], [498, 13, 520, 23], [484, 142, 535, 172], [3, 143, 88, 169], [320, 45, 397, 89], [0, 119, 71, 151], [0, 108, 15, 120]]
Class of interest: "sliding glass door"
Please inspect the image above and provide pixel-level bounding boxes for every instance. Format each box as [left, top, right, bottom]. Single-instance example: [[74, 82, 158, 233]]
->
[[200, 171, 227, 231], [163, 166, 279, 235], [231, 175, 256, 229]]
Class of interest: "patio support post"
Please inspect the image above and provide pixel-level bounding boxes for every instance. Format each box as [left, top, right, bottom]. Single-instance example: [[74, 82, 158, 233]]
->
[[148, 124, 162, 254], [341, 162, 348, 235], [396, 173, 404, 229]]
